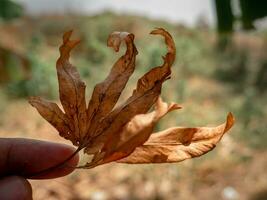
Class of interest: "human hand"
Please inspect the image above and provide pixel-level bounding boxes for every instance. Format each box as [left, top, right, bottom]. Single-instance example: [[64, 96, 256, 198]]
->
[[0, 138, 79, 200]]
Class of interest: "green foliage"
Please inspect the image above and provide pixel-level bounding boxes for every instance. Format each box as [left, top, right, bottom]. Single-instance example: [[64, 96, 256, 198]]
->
[[255, 60, 267, 92], [0, 88, 7, 114], [84, 35, 109, 65], [175, 33, 214, 76], [235, 89, 267, 149], [6, 36, 57, 98], [215, 47, 248, 88], [6, 56, 57, 98], [0, 0, 23, 21]]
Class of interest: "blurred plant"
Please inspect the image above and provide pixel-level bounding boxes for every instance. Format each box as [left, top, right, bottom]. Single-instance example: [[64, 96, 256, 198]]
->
[[175, 33, 214, 77], [148, 45, 166, 68], [84, 35, 108, 65], [236, 88, 267, 149], [214, 47, 248, 90], [255, 60, 267, 93], [6, 35, 57, 98], [0, 88, 7, 114], [0, 0, 23, 21], [0, 50, 25, 81]]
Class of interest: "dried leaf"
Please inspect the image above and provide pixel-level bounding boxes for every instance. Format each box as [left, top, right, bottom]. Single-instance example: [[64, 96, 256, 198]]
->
[[29, 28, 235, 171], [118, 113, 234, 164], [88, 98, 181, 167], [56, 30, 87, 144], [29, 97, 75, 143], [86, 32, 138, 139], [85, 28, 176, 155]]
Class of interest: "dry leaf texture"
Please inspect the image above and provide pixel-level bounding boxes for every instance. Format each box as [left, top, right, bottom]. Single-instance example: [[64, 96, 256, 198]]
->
[[118, 113, 234, 163], [29, 28, 234, 169]]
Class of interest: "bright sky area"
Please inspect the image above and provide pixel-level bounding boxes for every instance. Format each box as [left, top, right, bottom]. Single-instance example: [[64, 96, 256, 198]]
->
[[15, 0, 216, 26]]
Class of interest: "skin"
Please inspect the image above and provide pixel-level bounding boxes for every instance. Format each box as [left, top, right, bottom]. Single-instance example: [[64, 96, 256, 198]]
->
[[0, 138, 79, 200]]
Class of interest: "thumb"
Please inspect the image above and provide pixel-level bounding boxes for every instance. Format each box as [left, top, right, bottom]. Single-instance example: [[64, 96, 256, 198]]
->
[[0, 176, 32, 200]]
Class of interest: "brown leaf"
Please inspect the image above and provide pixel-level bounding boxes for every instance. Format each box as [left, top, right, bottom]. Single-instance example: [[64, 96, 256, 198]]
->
[[29, 97, 76, 144], [86, 32, 138, 139], [87, 97, 181, 167], [117, 113, 235, 164], [30, 31, 88, 146], [56, 30, 87, 144], [29, 28, 235, 171], [85, 28, 176, 155]]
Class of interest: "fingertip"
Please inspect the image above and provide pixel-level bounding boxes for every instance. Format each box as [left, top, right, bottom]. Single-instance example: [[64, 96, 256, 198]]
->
[[60, 145, 80, 166], [0, 176, 32, 200], [54, 144, 80, 174], [30, 143, 80, 179], [0, 138, 80, 179]]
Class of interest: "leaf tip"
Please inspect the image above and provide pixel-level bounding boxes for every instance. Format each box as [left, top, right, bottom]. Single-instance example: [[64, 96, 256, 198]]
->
[[63, 30, 73, 43], [150, 27, 166, 35], [225, 112, 235, 132], [149, 28, 176, 67], [171, 103, 182, 110], [58, 30, 80, 62], [107, 31, 133, 52]]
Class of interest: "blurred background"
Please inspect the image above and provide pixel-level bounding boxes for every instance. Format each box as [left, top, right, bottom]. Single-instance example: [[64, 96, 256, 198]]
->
[[0, 0, 267, 199]]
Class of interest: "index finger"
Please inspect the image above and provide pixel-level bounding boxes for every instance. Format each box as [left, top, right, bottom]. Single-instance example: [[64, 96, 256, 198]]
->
[[0, 138, 79, 179]]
